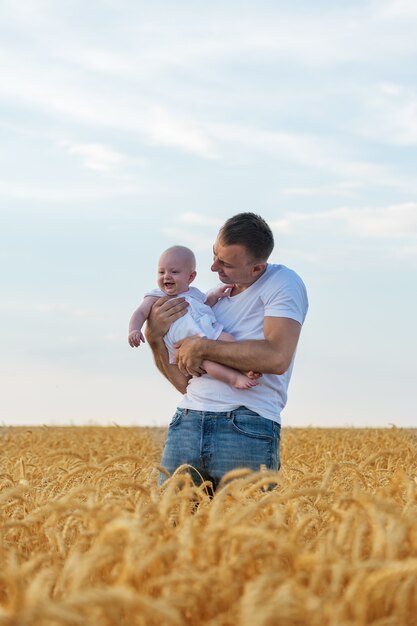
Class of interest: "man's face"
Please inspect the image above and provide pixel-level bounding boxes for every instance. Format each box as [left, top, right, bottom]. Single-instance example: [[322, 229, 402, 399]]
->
[[211, 237, 261, 286]]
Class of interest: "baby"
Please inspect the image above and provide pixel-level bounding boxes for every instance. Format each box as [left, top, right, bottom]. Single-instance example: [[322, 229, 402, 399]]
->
[[128, 245, 259, 389]]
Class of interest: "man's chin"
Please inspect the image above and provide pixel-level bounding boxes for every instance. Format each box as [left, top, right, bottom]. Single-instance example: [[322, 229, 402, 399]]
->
[[218, 276, 233, 284]]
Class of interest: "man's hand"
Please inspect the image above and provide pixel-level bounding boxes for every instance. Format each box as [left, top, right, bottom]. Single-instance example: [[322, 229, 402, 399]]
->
[[128, 330, 145, 347], [145, 296, 189, 345], [174, 335, 207, 377]]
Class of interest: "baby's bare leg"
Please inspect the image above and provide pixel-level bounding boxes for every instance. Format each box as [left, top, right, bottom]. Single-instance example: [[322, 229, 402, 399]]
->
[[202, 360, 259, 389], [218, 331, 235, 342], [216, 332, 261, 381]]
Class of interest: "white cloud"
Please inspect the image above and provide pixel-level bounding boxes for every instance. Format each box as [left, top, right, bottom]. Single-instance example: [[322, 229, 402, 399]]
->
[[149, 107, 218, 159], [336, 203, 417, 237], [57, 45, 141, 78], [270, 219, 293, 235], [103, 333, 123, 343], [122, 4, 417, 69], [160, 213, 223, 252], [1, 2, 416, 179], [359, 83, 417, 146], [282, 182, 363, 198], [12, 2, 417, 67], [0, 178, 138, 203], [281, 203, 417, 238], [161, 228, 216, 252], [0, 179, 65, 201], [36, 304, 94, 318], [208, 122, 389, 182], [0, 53, 219, 160], [379, 82, 401, 96], [63, 142, 125, 172], [165, 205, 417, 260], [179, 213, 223, 227], [396, 244, 417, 258], [375, 0, 417, 19]]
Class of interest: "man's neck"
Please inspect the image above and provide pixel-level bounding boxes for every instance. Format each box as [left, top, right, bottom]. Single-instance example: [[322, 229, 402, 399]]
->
[[231, 265, 268, 295]]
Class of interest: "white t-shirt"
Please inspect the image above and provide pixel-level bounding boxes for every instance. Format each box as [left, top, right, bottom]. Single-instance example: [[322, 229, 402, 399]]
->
[[178, 264, 308, 424], [145, 287, 223, 363]]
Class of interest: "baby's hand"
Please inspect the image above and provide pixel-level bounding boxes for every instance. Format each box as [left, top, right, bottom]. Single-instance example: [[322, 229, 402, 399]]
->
[[216, 284, 233, 299], [205, 284, 234, 307], [128, 330, 145, 348]]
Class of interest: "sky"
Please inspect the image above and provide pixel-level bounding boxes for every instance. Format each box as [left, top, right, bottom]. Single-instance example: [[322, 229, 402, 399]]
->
[[1, 0, 416, 428]]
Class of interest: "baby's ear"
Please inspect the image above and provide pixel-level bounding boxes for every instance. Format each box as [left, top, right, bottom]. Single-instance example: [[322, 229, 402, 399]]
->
[[189, 270, 197, 284]]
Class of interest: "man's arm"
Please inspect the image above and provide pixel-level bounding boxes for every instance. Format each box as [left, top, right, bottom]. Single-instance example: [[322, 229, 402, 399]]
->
[[174, 316, 302, 377], [146, 335, 190, 394], [144, 296, 190, 394]]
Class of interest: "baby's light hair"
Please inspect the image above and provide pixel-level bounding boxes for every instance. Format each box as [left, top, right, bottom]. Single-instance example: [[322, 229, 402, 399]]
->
[[162, 245, 196, 271]]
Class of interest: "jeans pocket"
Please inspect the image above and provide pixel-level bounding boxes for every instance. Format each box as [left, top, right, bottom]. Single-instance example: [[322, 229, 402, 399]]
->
[[168, 409, 183, 428], [230, 412, 275, 441]]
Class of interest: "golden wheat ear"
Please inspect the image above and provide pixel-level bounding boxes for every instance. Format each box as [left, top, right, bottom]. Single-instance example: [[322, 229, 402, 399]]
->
[[1, 425, 416, 625]]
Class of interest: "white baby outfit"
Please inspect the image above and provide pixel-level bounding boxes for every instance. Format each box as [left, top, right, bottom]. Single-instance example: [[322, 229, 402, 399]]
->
[[144, 287, 224, 363]]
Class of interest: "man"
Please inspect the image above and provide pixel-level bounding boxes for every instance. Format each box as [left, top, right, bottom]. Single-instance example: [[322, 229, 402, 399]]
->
[[145, 213, 308, 489]]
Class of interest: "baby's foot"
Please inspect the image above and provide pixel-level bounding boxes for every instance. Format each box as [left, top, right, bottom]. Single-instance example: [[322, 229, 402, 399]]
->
[[246, 371, 262, 380], [233, 373, 260, 389]]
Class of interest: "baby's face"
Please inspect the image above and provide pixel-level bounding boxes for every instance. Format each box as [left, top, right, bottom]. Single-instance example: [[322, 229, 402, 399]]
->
[[157, 250, 196, 296]]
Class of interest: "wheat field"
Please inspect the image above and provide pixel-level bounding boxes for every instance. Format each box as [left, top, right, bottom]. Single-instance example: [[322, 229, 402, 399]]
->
[[1, 425, 416, 626]]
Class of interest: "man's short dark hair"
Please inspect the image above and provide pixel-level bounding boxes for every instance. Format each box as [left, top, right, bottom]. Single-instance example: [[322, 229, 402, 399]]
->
[[219, 212, 274, 261]]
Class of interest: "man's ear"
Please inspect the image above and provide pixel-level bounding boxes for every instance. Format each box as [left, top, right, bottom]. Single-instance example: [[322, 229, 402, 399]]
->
[[252, 263, 266, 277], [189, 270, 197, 284]]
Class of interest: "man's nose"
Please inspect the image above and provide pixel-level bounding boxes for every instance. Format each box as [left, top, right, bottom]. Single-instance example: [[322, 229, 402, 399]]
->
[[211, 260, 218, 272]]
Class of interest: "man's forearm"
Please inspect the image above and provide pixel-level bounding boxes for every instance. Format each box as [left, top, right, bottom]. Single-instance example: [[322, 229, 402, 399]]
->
[[200, 338, 283, 373], [177, 317, 302, 377], [148, 336, 189, 394]]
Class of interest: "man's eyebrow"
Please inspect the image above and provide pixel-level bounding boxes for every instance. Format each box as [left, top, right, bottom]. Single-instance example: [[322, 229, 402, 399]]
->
[[213, 246, 222, 260], [213, 246, 233, 266]]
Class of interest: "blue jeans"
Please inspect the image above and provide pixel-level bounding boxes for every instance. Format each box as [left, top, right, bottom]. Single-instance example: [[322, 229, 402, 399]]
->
[[159, 406, 281, 490]]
